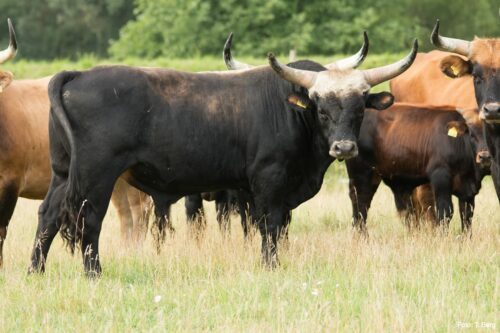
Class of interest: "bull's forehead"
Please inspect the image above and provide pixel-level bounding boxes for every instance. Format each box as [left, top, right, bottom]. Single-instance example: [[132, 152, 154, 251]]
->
[[309, 70, 369, 98], [470, 38, 500, 68]]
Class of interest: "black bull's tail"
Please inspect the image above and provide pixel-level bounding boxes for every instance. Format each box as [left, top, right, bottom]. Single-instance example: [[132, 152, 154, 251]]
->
[[48, 71, 85, 253]]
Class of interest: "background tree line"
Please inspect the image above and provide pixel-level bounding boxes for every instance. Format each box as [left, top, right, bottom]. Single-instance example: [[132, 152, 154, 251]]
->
[[0, 0, 498, 60]]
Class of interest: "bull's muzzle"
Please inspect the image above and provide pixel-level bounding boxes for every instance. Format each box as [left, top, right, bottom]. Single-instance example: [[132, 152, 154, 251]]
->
[[330, 140, 358, 160], [480, 103, 500, 123], [476, 150, 492, 168]]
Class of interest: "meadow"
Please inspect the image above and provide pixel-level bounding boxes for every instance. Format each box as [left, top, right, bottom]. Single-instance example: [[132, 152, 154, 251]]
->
[[0, 58, 498, 332]]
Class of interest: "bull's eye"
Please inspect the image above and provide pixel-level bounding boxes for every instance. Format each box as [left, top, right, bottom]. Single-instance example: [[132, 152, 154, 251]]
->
[[473, 75, 483, 85]]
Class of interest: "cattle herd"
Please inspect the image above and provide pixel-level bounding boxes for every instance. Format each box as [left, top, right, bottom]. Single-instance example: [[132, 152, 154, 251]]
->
[[0, 18, 497, 278]]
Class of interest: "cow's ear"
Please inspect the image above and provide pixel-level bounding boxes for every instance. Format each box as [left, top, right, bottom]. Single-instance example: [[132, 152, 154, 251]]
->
[[0, 71, 13, 92], [287, 93, 312, 111], [366, 91, 394, 110], [440, 55, 472, 78], [446, 120, 468, 138]]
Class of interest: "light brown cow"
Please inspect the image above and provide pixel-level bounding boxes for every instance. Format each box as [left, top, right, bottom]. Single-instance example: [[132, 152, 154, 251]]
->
[[0, 20, 150, 267], [390, 50, 477, 108]]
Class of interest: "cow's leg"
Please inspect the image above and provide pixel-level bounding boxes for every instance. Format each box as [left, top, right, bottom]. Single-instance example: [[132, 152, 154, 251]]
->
[[0, 180, 19, 268], [129, 189, 151, 243], [391, 186, 417, 229], [458, 196, 474, 234], [151, 197, 177, 253], [346, 160, 381, 235], [430, 168, 453, 228], [215, 192, 230, 235], [254, 203, 288, 269], [110, 178, 134, 242], [29, 175, 66, 274], [185, 194, 205, 232], [279, 211, 292, 250]]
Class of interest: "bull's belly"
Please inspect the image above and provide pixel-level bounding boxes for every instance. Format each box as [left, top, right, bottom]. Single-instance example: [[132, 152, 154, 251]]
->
[[125, 162, 246, 197]]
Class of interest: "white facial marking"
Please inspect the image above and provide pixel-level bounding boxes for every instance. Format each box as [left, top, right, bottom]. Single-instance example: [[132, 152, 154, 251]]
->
[[308, 70, 369, 99]]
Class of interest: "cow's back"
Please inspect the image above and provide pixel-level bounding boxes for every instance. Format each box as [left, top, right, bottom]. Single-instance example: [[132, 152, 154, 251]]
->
[[0, 77, 51, 198], [390, 51, 476, 108]]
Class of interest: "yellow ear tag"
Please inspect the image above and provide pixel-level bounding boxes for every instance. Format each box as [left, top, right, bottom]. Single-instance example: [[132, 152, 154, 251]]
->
[[448, 126, 458, 138], [450, 65, 459, 76], [295, 100, 307, 109]]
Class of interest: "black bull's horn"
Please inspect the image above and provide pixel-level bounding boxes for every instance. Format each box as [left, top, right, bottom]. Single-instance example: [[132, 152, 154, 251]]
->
[[223, 32, 369, 71], [267, 39, 418, 89]]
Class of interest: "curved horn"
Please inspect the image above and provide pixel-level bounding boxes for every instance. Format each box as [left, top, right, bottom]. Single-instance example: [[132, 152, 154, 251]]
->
[[223, 32, 253, 70], [268, 53, 317, 89], [0, 18, 17, 64], [430, 20, 470, 56], [363, 39, 418, 86], [325, 31, 369, 70]]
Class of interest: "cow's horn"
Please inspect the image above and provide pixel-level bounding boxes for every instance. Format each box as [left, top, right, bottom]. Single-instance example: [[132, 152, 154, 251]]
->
[[431, 20, 470, 56], [325, 31, 369, 70], [223, 33, 253, 70], [363, 39, 418, 86], [0, 18, 17, 64], [268, 52, 317, 89]]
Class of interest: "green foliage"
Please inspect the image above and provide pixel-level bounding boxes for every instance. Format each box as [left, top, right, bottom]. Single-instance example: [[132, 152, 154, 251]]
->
[[110, 0, 500, 59], [0, 0, 134, 59], [0, 0, 499, 60]]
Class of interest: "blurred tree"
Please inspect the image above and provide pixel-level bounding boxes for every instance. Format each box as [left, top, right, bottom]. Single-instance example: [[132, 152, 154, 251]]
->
[[0, 0, 134, 59], [0, 0, 498, 59]]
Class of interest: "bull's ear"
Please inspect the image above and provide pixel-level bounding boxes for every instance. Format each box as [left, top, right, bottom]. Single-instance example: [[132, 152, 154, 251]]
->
[[446, 120, 468, 138], [440, 55, 472, 78], [366, 91, 394, 110], [0, 70, 13, 92], [287, 93, 312, 111]]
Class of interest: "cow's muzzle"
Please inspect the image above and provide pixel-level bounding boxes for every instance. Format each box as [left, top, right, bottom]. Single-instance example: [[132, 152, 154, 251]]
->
[[480, 103, 500, 123], [330, 140, 358, 159], [476, 150, 491, 168]]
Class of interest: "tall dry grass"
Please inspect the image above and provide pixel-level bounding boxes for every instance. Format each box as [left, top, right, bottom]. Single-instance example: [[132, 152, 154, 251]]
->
[[0, 170, 498, 332]]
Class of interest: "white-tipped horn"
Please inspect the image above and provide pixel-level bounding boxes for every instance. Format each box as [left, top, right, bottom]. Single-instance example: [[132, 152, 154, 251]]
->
[[430, 20, 470, 56], [268, 52, 317, 89], [325, 31, 369, 70], [363, 39, 418, 86], [0, 18, 17, 64], [223, 32, 253, 70]]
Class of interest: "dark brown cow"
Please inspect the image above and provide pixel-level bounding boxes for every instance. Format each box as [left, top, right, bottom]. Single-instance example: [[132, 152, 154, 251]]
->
[[391, 20, 500, 203], [0, 20, 150, 268], [347, 103, 488, 232]]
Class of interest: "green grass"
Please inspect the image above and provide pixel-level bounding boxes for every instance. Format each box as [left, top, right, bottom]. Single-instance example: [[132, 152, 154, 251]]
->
[[0, 168, 498, 332], [0, 56, 497, 331]]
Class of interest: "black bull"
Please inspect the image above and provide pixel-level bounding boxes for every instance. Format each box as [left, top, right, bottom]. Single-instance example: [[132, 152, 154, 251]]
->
[[28, 55, 413, 276]]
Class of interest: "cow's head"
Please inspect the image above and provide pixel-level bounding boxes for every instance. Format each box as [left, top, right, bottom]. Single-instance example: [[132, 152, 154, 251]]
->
[[223, 33, 418, 160], [0, 19, 17, 92], [454, 108, 492, 169], [431, 20, 500, 124]]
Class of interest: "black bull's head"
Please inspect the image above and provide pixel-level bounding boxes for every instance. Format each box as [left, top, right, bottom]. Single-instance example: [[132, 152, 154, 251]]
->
[[223, 33, 418, 159]]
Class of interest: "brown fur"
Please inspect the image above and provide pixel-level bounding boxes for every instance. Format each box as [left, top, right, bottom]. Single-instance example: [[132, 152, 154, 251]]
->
[[390, 51, 477, 108]]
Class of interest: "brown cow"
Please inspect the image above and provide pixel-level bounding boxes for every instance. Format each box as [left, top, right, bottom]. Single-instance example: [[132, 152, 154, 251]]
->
[[347, 103, 489, 232], [0, 20, 150, 268], [390, 20, 500, 203]]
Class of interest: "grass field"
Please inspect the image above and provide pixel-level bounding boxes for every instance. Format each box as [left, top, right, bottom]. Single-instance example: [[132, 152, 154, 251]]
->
[[0, 164, 498, 332], [0, 58, 498, 331]]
